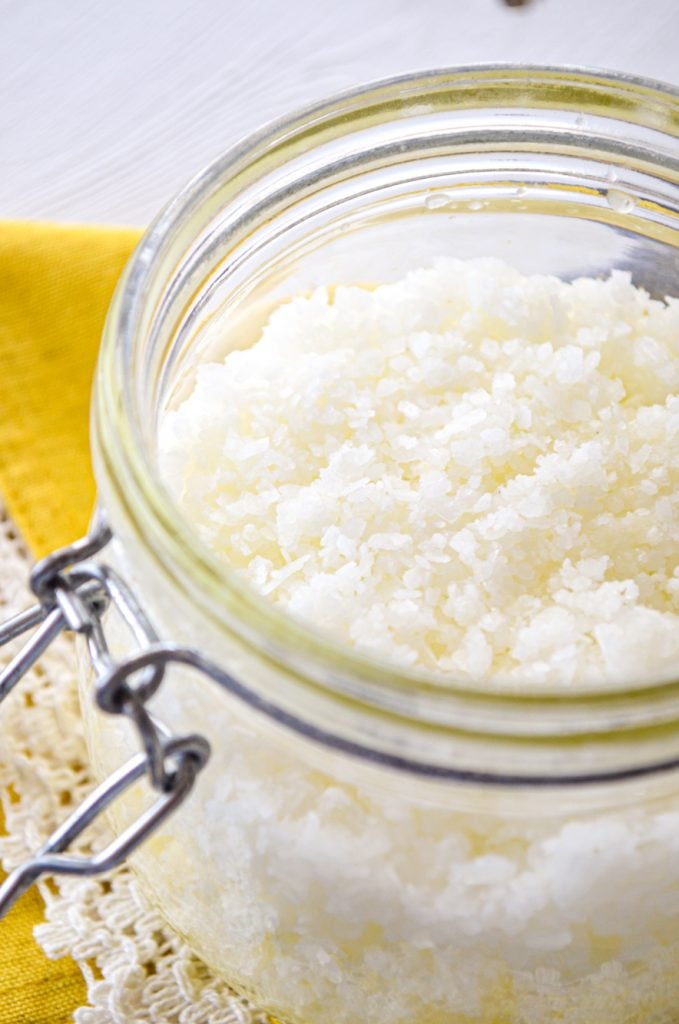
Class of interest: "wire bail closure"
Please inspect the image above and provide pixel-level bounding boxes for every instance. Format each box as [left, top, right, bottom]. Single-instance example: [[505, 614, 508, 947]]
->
[[0, 516, 211, 919]]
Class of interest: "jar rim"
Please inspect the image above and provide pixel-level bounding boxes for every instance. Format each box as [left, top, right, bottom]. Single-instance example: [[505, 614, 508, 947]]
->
[[95, 63, 679, 739]]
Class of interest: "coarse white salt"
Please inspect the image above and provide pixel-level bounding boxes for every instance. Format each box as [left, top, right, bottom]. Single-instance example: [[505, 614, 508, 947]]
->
[[160, 258, 679, 687], [75, 227, 679, 1024]]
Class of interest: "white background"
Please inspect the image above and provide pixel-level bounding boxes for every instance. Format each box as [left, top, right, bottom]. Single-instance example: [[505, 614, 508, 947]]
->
[[1, 0, 677, 226]]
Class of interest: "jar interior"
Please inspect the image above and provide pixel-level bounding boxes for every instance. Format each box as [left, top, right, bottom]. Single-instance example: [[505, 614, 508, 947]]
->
[[141, 102, 679, 431]]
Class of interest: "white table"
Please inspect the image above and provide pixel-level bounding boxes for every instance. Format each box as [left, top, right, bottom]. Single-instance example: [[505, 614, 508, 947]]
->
[[1, 0, 677, 226]]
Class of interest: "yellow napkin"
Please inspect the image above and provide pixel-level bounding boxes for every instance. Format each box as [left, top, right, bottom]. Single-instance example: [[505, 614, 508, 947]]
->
[[0, 220, 142, 1023]]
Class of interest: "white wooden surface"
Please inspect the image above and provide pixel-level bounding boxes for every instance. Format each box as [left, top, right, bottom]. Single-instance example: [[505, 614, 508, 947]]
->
[[1, 0, 677, 226]]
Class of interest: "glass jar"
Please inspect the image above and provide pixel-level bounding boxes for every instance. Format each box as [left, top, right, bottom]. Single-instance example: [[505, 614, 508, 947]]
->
[[84, 66, 679, 1024]]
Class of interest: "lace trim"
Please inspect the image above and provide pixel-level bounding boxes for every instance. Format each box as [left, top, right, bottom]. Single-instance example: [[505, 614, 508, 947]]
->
[[0, 504, 268, 1024]]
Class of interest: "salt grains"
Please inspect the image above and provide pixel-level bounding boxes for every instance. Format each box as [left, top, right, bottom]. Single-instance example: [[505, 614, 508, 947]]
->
[[160, 259, 679, 687], [138, 258, 679, 1024]]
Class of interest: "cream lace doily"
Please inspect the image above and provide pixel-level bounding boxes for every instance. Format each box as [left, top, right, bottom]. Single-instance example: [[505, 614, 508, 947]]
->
[[0, 505, 270, 1024]]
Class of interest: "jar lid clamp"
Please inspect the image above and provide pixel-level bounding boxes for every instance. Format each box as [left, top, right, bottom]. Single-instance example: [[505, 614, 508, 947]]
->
[[0, 516, 210, 919]]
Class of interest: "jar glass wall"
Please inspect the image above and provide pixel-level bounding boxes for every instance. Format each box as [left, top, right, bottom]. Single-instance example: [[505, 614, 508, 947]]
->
[[85, 67, 679, 1024]]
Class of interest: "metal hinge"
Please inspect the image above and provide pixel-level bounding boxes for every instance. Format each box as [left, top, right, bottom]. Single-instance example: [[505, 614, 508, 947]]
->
[[0, 516, 210, 918]]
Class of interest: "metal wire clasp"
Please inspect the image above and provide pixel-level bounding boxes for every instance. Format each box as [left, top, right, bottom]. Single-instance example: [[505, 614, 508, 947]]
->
[[0, 516, 211, 919]]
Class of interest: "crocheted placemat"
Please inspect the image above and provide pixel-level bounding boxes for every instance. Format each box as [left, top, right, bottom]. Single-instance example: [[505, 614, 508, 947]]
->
[[0, 504, 270, 1024]]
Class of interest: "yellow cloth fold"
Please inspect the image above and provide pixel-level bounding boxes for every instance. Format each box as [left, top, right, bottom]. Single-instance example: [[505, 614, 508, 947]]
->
[[0, 220, 142, 1023]]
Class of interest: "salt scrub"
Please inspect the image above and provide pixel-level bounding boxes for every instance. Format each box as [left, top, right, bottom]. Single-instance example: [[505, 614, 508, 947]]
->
[[99, 257, 679, 1024], [160, 259, 679, 686]]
